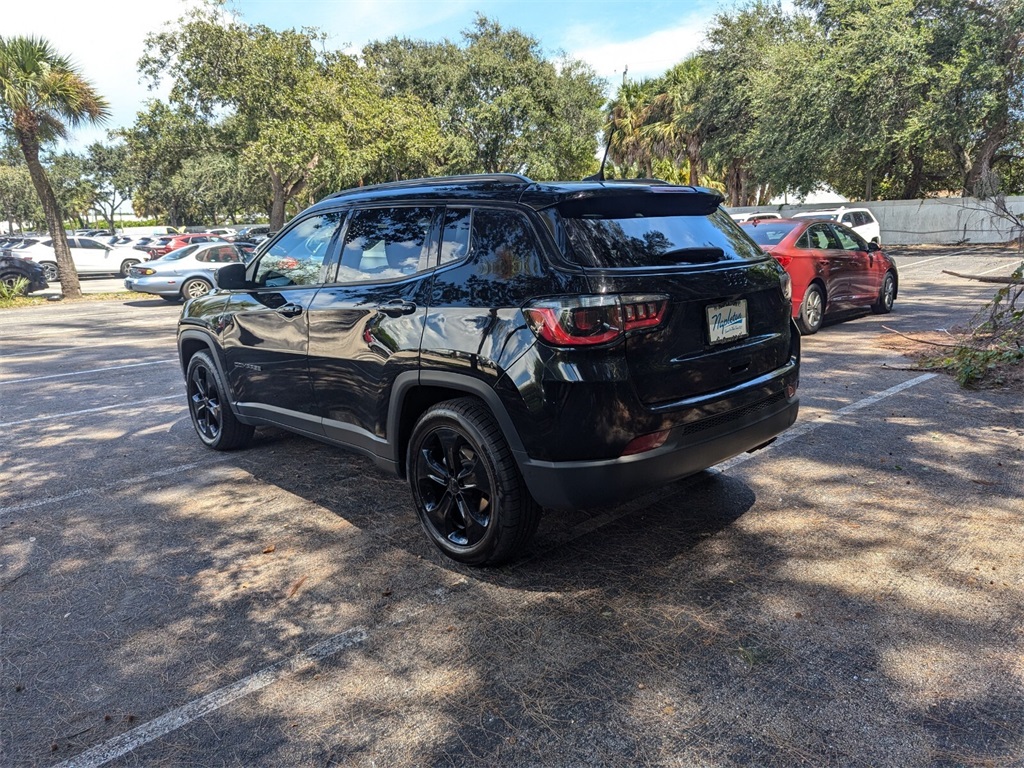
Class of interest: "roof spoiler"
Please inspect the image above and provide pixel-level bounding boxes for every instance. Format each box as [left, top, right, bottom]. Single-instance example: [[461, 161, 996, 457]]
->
[[555, 186, 725, 218]]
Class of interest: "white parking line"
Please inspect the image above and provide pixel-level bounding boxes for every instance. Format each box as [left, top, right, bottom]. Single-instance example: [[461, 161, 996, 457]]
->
[[56, 628, 368, 768], [894, 255, 957, 270], [713, 372, 938, 472], [0, 394, 182, 428], [4, 359, 176, 384]]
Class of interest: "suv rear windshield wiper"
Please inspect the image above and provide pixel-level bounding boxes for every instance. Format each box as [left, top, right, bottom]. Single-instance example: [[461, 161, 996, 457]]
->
[[658, 246, 723, 263]]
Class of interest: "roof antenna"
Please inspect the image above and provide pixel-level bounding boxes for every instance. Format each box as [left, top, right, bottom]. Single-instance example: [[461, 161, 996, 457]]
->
[[585, 65, 626, 182], [585, 139, 611, 182]]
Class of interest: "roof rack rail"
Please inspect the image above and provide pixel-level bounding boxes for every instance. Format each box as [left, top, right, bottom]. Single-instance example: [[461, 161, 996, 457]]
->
[[328, 173, 534, 199]]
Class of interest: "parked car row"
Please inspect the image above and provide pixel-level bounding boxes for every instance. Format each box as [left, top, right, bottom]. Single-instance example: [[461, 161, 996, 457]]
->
[[1, 236, 140, 280]]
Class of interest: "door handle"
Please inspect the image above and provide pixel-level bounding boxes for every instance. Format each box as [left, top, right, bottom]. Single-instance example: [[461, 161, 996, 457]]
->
[[376, 300, 417, 317], [276, 303, 303, 317]]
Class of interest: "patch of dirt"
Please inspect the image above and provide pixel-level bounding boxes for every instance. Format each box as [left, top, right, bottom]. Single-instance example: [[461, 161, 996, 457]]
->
[[878, 327, 1024, 393]]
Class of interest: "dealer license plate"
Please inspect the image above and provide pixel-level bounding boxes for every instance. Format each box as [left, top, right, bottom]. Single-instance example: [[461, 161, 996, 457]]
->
[[706, 300, 748, 345]]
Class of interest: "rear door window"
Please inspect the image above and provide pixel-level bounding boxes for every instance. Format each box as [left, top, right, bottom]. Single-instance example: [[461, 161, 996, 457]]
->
[[336, 206, 437, 282], [807, 224, 841, 250]]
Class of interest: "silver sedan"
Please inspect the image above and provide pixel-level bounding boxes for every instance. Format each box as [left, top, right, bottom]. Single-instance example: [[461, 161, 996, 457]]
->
[[124, 242, 245, 301]]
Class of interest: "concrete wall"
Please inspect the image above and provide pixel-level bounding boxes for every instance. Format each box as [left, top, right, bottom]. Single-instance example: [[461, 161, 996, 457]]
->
[[728, 196, 1024, 245]]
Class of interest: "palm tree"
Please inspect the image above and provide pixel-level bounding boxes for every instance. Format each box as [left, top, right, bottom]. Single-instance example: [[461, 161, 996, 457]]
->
[[605, 79, 659, 178], [646, 54, 710, 186], [0, 36, 110, 299]]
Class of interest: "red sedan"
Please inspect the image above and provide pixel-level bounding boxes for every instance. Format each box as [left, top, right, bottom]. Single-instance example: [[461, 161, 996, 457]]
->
[[143, 233, 225, 260], [740, 218, 898, 334]]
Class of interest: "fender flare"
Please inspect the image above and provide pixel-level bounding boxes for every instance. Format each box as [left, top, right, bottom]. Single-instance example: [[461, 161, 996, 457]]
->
[[177, 329, 248, 421], [387, 370, 528, 470]]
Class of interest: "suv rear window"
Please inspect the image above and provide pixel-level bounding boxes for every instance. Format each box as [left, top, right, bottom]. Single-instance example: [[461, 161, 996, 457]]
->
[[560, 207, 765, 268]]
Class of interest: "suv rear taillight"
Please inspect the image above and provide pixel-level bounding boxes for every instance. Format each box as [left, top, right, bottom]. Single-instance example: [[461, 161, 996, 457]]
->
[[524, 294, 668, 347]]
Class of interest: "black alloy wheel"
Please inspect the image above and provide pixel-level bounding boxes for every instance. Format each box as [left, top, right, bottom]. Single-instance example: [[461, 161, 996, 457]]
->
[[408, 398, 540, 566], [185, 351, 253, 450]]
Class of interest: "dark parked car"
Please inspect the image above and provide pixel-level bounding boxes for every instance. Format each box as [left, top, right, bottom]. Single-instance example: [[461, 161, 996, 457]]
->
[[178, 174, 801, 565], [740, 218, 897, 334], [231, 224, 272, 243], [0, 252, 48, 295]]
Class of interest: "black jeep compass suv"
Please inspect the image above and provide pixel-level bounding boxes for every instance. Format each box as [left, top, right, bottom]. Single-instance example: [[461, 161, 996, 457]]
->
[[177, 174, 800, 565]]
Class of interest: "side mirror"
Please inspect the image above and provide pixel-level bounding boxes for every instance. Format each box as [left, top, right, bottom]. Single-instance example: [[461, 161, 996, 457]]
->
[[866, 242, 880, 252], [215, 262, 249, 290]]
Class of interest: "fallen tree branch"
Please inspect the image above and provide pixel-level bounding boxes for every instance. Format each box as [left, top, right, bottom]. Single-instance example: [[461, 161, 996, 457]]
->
[[942, 270, 1023, 285], [882, 326, 963, 348]]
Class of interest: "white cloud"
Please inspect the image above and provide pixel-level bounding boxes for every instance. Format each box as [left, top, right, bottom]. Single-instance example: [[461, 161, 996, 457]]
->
[[567, 18, 708, 89], [4, 0, 201, 150]]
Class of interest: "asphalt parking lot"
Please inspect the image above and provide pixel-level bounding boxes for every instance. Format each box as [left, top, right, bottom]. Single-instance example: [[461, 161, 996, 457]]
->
[[2, 245, 1022, 767]]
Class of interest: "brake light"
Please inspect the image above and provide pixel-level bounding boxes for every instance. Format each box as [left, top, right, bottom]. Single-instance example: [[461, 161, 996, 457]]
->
[[773, 254, 792, 268], [524, 294, 668, 347]]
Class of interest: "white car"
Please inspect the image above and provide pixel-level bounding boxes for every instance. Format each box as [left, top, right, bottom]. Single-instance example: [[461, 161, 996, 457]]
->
[[792, 207, 881, 244], [17, 236, 143, 280], [729, 210, 782, 222], [729, 212, 782, 223], [207, 227, 237, 237]]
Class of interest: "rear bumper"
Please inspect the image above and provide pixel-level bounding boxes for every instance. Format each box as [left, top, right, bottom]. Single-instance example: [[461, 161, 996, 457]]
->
[[518, 390, 798, 509], [125, 276, 182, 296]]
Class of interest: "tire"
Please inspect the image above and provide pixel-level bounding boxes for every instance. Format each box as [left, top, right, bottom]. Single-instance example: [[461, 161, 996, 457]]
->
[[0, 271, 29, 295], [181, 278, 212, 300], [407, 397, 541, 566], [119, 259, 139, 278], [871, 270, 896, 314], [185, 350, 254, 450], [796, 283, 825, 335], [40, 262, 59, 282]]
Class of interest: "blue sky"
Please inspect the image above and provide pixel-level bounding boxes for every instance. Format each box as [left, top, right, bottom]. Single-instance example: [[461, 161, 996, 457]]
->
[[7, 0, 731, 151]]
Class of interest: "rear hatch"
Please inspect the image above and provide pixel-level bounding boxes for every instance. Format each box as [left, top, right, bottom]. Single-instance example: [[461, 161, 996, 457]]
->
[[553, 187, 792, 406]]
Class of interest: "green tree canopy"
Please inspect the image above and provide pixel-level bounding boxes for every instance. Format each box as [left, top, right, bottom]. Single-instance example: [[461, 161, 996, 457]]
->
[[365, 14, 606, 180]]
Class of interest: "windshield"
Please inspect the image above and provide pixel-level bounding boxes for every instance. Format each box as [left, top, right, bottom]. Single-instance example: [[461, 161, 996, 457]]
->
[[741, 221, 800, 246], [560, 208, 765, 268]]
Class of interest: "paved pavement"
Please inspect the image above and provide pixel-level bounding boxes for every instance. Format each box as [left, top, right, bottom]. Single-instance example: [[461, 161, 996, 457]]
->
[[2, 247, 1022, 767]]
